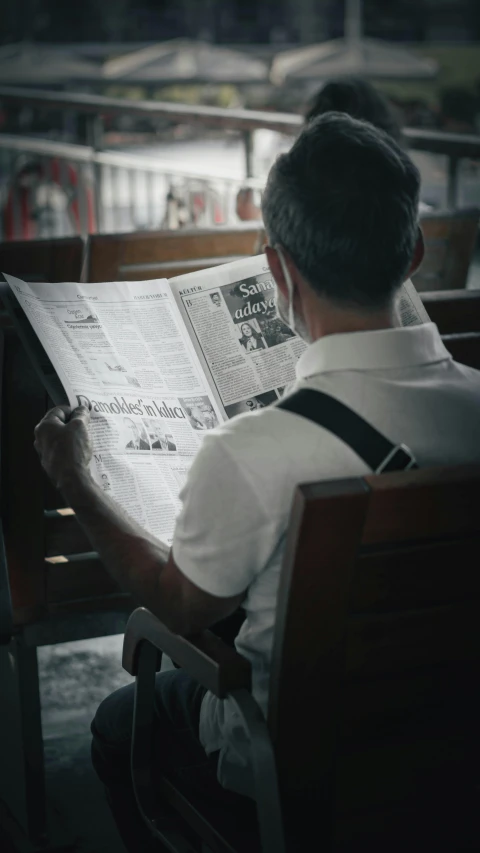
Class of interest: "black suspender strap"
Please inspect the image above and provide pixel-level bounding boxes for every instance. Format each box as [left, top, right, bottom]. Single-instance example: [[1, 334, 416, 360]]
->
[[277, 389, 418, 474]]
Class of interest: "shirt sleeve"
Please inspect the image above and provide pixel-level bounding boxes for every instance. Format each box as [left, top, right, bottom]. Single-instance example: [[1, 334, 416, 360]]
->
[[172, 432, 277, 598]]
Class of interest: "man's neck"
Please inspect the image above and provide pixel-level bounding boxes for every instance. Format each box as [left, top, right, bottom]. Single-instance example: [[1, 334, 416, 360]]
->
[[305, 294, 396, 342]]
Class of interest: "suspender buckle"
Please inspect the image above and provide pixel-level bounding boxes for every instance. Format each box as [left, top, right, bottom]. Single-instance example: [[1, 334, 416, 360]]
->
[[375, 443, 417, 474]]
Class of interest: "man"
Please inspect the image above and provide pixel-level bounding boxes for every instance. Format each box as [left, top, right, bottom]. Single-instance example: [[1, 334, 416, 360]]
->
[[151, 425, 176, 451], [210, 292, 222, 308], [198, 402, 218, 430], [124, 417, 150, 450], [34, 114, 480, 851]]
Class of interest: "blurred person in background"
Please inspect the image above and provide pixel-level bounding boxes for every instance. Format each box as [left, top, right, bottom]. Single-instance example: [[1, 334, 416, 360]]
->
[[237, 76, 431, 221], [304, 77, 404, 145], [440, 87, 478, 135]]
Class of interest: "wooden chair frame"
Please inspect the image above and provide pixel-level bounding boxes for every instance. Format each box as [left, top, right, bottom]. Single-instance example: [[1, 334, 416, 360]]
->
[[123, 464, 480, 853]]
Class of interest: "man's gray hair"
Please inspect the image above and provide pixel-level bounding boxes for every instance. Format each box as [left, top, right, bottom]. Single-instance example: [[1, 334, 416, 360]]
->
[[262, 112, 420, 309]]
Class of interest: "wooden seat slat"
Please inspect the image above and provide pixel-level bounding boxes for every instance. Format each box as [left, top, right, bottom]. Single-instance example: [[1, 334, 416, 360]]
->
[[422, 288, 480, 334], [335, 732, 478, 823], [0, 236, 85, 283], [350, 536, 480, 613], [44, 510, 92, 557], [46, 592, 132, 619], [442, 330, 480, 368], [361, 465, 480, 543], [88, 225, 265, 282], [45, 553, 121, 604], [340, 662, 479, 736], [345, 599, 480, 677], [413, 207, 479, 292]]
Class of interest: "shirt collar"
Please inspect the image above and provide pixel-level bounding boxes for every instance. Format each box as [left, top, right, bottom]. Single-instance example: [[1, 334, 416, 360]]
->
[[296, 323, 451, 379]]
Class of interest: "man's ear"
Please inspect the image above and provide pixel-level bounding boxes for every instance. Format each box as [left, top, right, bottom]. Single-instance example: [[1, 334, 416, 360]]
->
[[407, 227, 425, 279], [265, 244, 288, 300]]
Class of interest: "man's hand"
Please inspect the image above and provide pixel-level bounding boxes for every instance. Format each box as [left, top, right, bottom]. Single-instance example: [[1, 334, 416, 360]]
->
[[34, 405, 93, 490]]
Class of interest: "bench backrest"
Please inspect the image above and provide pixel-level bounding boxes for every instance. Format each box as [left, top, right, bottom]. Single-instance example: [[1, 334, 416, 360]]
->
[[413, 207, 479, 292], [422, 288, 480, 334], [87, 225, 265, 282], [269, 465, 480, 844], [0, 236, 86, 284]]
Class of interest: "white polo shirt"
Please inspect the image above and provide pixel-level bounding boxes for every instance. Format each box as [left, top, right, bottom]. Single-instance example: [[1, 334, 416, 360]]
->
[[172, 322, 480, 796]]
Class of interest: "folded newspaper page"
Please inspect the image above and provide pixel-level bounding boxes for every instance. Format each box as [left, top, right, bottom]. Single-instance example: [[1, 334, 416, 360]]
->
[[169, 255, 307, 416], [4, 273, 225, 545], [3, 258, 428, 544]]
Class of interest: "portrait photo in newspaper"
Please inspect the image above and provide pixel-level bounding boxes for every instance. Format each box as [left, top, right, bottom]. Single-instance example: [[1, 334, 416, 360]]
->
[[178, 395, 219, 431], [209, 292, 222, 309], [145, 419, 177, 451], [224, 390, 280, 419], [123, 417, 151, 451], [221, 272, 295, 353]]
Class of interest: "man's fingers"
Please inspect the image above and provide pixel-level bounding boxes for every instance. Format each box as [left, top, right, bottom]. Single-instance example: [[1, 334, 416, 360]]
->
[[43, 405, 71, 424], [69, 405, 91, 424], [34, 406, 71, 436]]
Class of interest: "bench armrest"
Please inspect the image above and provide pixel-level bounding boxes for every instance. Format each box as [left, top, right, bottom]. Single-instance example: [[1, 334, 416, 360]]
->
[[122, 606, 251, 698], [0, 520, 13, 645]]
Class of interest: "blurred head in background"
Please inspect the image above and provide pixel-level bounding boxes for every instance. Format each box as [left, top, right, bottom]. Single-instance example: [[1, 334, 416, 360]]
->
[[304, 76, 404, 146]]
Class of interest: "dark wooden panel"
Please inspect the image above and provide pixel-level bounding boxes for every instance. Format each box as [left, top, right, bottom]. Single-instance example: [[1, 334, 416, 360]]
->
[[0, 237, 85, 283], [88, 226, 264, 282], [122, 257, 249, 281], [423, 289, 480, 334], [334, 735, 479, 852], [443, 331, 480, 369], [362, 465, 480, 544], [44, 510, 92, 557], [413, 209, 479, 292], [268, 480, 370, 785], [340, 662, 479, 738], [45, 554, 121, 603], [2, 330, 48, 623], [346, 600, 480, 677], [335, 731, 479, 821], [47, 592, 133, 618], [350, 536, 480, 613]]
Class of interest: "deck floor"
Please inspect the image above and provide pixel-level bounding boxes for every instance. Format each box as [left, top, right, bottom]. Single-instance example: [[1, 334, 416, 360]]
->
[[39, 634, 132, 852]]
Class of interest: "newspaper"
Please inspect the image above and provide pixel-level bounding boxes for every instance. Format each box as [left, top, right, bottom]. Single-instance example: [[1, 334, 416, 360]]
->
[[3, 258, 429, 544], [3, 274, 224, 545], [169, 256, 307, 416]]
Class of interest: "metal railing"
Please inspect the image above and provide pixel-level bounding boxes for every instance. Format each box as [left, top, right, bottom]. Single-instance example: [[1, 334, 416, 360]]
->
[[0, 132, 264, 240], [0, 85, 479, 240]]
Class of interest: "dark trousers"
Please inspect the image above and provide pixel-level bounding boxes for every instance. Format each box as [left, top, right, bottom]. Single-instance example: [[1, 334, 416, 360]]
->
[[91, 612, 249, 852]]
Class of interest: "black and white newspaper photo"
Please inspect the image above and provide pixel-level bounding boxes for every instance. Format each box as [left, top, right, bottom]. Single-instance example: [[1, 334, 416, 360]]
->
[[169, 255, 308, 412]]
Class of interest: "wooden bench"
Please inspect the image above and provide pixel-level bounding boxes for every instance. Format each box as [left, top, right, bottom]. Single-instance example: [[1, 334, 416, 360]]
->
[[87, 224, 265, 282], [1, 231, 478, 337], [0, 236, 86, 284], [123, 463, 480, 852], [413, 207, 479, 292]]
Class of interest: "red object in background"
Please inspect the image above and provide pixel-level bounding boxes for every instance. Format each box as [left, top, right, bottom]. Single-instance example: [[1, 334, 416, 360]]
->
[[2, 158, 96, 240]]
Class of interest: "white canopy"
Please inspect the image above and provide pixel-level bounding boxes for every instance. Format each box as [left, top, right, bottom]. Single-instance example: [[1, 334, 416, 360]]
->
[[102, 39, 269, 85], [0, 43, 98, 86], [271, 37, 438, 85]]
